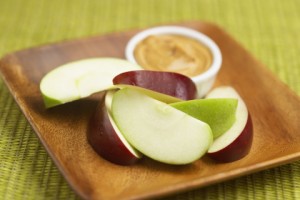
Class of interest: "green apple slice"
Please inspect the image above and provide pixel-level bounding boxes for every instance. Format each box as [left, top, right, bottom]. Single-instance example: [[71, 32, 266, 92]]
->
[[111, 88, 213, 165], [170, 98, 238, 139], [40, 58, 142, 108]]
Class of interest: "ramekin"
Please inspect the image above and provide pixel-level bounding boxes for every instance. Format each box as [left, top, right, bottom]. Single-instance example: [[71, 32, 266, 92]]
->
[[125, 26, 222, 98]]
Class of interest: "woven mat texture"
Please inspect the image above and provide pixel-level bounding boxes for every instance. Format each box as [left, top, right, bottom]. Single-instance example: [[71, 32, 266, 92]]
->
[[0, 0, 299, 199]]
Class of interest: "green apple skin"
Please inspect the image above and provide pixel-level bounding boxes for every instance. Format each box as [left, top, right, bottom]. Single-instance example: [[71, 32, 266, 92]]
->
[[170, 98, 238, 139], [40, 58, 142, 108], [111, 88, 213, 165], [42, 94, 68, 109]]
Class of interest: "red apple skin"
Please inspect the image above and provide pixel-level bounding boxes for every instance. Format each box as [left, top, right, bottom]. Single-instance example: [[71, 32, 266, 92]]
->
[[113, 70, 197, 100], [208, 114, 253, 163], [87, 96, 140, 165]]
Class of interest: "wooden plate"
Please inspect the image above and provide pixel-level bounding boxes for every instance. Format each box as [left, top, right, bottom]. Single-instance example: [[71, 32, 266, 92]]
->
[[0, 21, 299, 200]]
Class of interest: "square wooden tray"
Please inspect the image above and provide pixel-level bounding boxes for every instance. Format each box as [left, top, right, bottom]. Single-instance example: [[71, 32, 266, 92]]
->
[[0, 21, 299, 200]]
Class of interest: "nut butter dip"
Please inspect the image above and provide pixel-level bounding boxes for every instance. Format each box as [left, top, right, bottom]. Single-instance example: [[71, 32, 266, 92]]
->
[[133, 34, 213, 77]]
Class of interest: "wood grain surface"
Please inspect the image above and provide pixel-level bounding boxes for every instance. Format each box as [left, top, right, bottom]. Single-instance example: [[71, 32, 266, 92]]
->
[[0, 21, 299, 200]]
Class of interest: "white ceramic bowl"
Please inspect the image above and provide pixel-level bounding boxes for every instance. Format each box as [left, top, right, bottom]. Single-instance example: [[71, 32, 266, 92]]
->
[[125, 26, 222, 98]]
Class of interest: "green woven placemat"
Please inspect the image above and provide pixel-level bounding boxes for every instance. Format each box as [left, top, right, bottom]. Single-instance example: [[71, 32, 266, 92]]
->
[[0, 0, 299, 199]]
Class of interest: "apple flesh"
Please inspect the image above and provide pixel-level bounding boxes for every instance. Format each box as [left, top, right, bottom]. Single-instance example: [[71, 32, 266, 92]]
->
[[87, 90, 142, 165], [206, 86, 253, 162], [40, 58, 142, 108], [87, 86, 181, 165], [113, 70, 197, 100], [170, 98, 238, 139], [111, 87, 213, 165], [113, 84, 182, 104]]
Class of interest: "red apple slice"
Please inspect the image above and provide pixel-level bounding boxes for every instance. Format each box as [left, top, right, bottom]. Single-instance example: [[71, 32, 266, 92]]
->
[[87, 90, 142, 165], [206, 86, 253, 162], [113, 70, 197, 100]]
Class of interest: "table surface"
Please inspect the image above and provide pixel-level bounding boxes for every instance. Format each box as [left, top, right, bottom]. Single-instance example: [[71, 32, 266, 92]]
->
[[0, 0, 299, 199]]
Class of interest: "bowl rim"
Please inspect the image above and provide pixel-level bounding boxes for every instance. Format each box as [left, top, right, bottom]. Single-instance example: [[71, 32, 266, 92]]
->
[[125, 26, 222, 82]]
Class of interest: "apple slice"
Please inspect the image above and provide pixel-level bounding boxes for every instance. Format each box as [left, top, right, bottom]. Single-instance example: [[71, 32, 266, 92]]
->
[[87, 85, 181, 165], [88, 90, 142, 165], [170, 98, 238, 139], [40, 58, 142, 108], [206, 86, 253, 162], [113, 70, 197, 100], [111, 88, 213, 165]]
